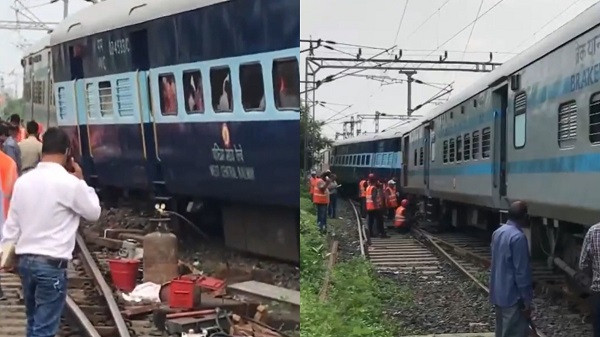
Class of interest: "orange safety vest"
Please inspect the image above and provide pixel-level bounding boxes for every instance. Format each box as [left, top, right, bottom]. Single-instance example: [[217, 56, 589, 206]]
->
[[359, 180, 367, 198], [312, 178, 329, 204], [309, 176, 317, 195], [366, 185, 383, 211], [386, 186, 398, 208], [0, 151, 17, 219], [394, 206, 406, 228], [16, 126, 26, 143]]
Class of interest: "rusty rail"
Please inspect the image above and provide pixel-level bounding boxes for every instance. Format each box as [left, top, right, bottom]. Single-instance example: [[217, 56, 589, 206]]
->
[[414, 228, 546, 337], [347, 200, 367, 257], [65, 296, 102, 337], [76, 233, 132, 337]]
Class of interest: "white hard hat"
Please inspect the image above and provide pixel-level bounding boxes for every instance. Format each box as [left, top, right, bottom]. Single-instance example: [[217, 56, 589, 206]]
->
[[388, 180, 395, 185]]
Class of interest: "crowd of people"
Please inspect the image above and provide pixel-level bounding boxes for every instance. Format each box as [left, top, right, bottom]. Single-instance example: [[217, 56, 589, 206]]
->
[[0, 116, 101, 337], [307, 170, 413, 238]]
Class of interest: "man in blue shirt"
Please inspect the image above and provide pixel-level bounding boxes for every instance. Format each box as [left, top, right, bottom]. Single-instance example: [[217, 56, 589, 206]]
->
[[490, 201, 533, 337]]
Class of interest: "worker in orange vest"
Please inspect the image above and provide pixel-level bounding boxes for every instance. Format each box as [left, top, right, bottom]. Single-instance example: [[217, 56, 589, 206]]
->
[[358, 176, 368, 218], [365, 174, 389, 239], [9, 114, 25, 143], [395, 199, 409, 233], [308, 170, 317, 200], [313, 171, 331, 233], [385, 180, 398, 220]]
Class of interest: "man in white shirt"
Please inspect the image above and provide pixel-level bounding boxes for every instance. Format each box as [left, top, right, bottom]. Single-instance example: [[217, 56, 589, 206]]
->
[[1, 127, 101, 337]]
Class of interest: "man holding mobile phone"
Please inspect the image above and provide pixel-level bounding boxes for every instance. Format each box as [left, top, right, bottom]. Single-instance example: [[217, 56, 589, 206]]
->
[[1, 127, 100, 337]]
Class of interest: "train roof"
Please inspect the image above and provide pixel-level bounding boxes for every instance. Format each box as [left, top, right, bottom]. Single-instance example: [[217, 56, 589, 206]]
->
[[333, 116, 425, 146], [22, 34, 51, 58], [50, 0, 228, 46], [398, 0, 600, 133]]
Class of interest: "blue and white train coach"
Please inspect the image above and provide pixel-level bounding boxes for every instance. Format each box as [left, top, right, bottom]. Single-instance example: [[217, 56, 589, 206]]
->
[[46, 0, 300, 262], [331, 2, 600, 271]]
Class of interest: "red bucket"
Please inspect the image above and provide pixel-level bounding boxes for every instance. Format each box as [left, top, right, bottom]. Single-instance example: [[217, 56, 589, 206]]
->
[[108, 259, 139, 292]]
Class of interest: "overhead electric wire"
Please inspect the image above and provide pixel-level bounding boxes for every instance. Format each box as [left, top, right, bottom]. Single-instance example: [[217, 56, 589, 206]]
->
[[405, 0, 452, 41], [393, 0, 410, 45], [462, 0, 485, 58], [511, 0, 585, 52]]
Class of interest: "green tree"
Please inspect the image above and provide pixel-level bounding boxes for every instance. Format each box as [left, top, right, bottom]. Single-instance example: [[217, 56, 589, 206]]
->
[[0, 98, 24, 119], [300, 104, 332, 170]]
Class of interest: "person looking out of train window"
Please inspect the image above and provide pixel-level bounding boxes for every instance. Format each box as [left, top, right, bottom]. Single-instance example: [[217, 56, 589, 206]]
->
[[19, 121, 43, 174], [490, 201, 533, 337], [365, 174, 389, 239], [327, 174, 340, 219], [218, 75, 232, 111], [9, 114, 25, 143], [2, 123, 21, 175], [0, 127, 100, 337], [385, 180, 398, 220], [313, 171, 331, 234], [578, 221, 600, 337]]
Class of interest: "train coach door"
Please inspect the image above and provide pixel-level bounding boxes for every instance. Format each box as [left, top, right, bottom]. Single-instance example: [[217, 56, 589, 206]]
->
[[402, 135, 410, 186], [492, 85, 508, 204]]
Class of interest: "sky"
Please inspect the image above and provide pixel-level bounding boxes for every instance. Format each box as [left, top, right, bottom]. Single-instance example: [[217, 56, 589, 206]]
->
[[0, 0, 91, 97], [301, 0, 600, 139]]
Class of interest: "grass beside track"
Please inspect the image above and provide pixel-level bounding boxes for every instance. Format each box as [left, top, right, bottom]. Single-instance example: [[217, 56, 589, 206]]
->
[[299, 185, 411, 337]]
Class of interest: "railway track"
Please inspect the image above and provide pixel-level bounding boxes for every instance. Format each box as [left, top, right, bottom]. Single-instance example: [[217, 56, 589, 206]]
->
[[0, 231, 148, 337], [347, 200, 554, 336]]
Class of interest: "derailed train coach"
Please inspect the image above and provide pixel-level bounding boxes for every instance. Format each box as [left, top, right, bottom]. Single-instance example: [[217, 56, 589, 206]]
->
[[40, 0, 300, 262], [331, 2, 600, 272]]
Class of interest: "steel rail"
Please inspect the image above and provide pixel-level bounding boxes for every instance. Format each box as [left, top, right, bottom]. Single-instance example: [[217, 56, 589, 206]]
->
[[76, 233, 132, 337], [65, 295, 102, 337], [414, 228, 546, 337], [348, 200, 366, 257]]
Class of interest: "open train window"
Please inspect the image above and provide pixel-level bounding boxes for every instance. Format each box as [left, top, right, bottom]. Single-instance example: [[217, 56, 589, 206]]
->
[[449, 138, 455, 162], [514, 92, 527, 149], [98, 81, 114, 116], [443, 140, 448, 163], [130, 29, 149, 71], [558, 101, 577, 148], [472, 131, 480, 159], [272, 58, 300, 111], [183, 71, 204, 114], [464, 133, 471, 161], [240, 63, 265, 111], [159, 73, 178, 116], [69, 45, 84, 80], [456, 136, 462, 162], [366, 155, 371, 166], [361, 155, 366, 166], [482, 127, 491, 158], [210, 67, 233, 113], [590, 93, 600, 143]]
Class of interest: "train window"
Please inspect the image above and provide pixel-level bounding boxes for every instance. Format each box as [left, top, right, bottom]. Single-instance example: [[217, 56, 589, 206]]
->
[[240, 63, 265, 111], [558, 100, 577, 148], [57, 86, 67, 120], [419, 147, 424, 166], [366, 155, 371, 166], [98, 81, 114, 116], [443, 140, 448, 163], [210, 67, 233, 113], [183, 71, 205, 114], [590, 93, 600, 143], [159, 73, 178, 115], [413, 149, 417, 166], [272, 58, 300, 111], [464, 133, 471, 161], [40, 81, 45, 105], [482, 127, 491, 158], [472, 131, 480, 159], [456, 136, 462, 162], [361, 155, 366, 166], [449, 138, 455, 162], [514, 92, 527, 149], [116, 79, 135, 117], [85, 83, 98, 117]]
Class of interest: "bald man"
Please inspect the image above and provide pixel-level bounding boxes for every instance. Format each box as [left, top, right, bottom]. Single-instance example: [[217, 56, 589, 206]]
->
[[490, 201, 533, 337]]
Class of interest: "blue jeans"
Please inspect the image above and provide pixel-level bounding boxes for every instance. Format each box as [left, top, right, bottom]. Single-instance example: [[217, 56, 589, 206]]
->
[[328, 194, 337, 218], [316, 204, 327, 231], [18, 255, 68, 337]]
